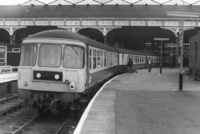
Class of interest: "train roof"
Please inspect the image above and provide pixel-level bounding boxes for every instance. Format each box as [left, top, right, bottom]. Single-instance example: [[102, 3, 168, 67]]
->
[[116, 48, 159, 56], [26, 29, 118, 52], [116, 48, 145, 55]]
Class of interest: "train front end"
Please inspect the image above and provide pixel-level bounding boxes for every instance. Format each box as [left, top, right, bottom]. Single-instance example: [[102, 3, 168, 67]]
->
[[18, 37, 87, 114]]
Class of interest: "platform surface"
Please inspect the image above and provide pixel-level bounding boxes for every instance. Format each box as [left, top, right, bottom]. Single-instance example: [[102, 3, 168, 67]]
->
[[0, 72, 18, 83], [75, 68, 200, 134]]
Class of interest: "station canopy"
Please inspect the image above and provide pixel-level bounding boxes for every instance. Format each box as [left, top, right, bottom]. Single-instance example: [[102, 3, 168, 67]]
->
[[1, 0, 200, 6]]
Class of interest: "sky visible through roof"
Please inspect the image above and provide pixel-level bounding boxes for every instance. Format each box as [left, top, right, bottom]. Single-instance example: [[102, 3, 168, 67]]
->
[[0, 0, 200, 5]]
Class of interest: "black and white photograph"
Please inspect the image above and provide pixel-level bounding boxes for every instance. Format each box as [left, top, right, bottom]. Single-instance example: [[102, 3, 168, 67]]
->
[[0, 0, 200, 133]]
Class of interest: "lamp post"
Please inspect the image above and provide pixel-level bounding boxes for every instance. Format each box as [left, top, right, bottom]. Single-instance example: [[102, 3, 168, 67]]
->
[[154, 38, 169, 74], [167, 11, 200, 91]]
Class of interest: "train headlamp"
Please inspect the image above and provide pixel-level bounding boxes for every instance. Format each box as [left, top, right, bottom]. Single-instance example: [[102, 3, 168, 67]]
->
[[54, 74, 60, 80], [36, 73, 41, 78], [69, 82, 75, 90]]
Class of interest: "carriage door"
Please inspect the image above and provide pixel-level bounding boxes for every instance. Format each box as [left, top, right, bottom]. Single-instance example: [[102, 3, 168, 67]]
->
[[0, 45, 7, 66]]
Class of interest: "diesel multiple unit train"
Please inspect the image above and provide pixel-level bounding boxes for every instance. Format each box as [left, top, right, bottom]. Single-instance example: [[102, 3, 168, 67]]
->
[[17, 29, 161, 114]]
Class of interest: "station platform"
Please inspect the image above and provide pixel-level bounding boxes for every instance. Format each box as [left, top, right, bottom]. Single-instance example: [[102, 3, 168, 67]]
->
[[74, 67, 200, 134], [0, 72, 18, 83]]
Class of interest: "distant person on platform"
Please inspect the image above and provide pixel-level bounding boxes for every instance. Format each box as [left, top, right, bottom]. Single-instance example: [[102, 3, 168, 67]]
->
[[148, 58, 152, 72], [127, 57, 133, 73]]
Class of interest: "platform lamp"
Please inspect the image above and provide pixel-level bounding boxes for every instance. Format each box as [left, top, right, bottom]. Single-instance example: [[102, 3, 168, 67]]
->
[[154, 38, 169, 75], [166, 11, 200, 91]]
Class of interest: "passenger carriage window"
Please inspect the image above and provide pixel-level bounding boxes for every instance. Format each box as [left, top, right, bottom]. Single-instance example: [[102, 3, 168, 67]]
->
[[93, 50, 96, 69], [104, 51, 106, 67], [112, 53, 114, 65], [63, 45, 84, 69], [101, 51, 103, 67], [138, 56, 140, 63], [113, 53, 115, 65], [116, 54, 118, 65], [114, 53, 115, 65], [143, 56, 144, 63], [97, 50, 100, 67], [0, 46, 6, 64], [139, 56, 141, 63], [89, 49, 92, 70], [115, 54, 117, 65], [114, 53, 116, 65], [134, 56, 136, 63], [107, 53, 109, 66], [110, 53, 111, 65], [111, 53, 113, 65], [38, 44, 61, 68], [20, 44, 37, 66], [136, 56, 138, 63], [141, 56, 143, 63]]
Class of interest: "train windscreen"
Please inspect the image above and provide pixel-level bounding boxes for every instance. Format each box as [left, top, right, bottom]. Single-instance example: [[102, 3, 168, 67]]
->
[[63, 45, 84, 69], [38, 44, 62, 68], [20, 44, 37, 66]]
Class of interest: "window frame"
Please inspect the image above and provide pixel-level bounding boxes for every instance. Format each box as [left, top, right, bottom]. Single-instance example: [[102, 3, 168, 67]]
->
[[38, 44, 62, 68], [20, 44, 38, 67], [63, 44, 85, 69]]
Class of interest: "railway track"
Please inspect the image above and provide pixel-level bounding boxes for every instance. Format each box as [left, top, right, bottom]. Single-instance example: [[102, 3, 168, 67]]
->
[[0, 94, 24, 116], [0, 108, 38, 134], [20, 113, 73, 134], [7, 112, 74, 134], [0, 94, 87, 134]]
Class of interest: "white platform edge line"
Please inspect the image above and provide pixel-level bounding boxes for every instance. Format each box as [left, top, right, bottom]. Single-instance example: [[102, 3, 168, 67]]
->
[[73, 75, 120, 134], [0, 78, 18, 83]]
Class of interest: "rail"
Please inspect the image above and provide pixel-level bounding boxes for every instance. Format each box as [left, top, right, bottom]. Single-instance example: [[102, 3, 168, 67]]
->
[[12, 115, 39, 134], [0, 97, 24, 116]]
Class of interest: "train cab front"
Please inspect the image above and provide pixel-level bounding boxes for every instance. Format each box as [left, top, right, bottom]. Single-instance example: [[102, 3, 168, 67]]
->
[[17, 38, 87, 113]]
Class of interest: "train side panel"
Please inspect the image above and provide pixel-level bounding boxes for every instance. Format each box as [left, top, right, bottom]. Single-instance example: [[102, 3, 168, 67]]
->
[[87, 46, 118, 88]]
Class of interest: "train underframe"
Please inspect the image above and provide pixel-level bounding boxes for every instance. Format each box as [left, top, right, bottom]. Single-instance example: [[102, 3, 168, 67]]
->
[[19, 64, 156, 116], [18, 81, 105, 117]]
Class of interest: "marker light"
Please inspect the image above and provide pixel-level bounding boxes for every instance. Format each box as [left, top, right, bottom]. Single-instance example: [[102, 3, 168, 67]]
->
[[69, 82, 75, 90]]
